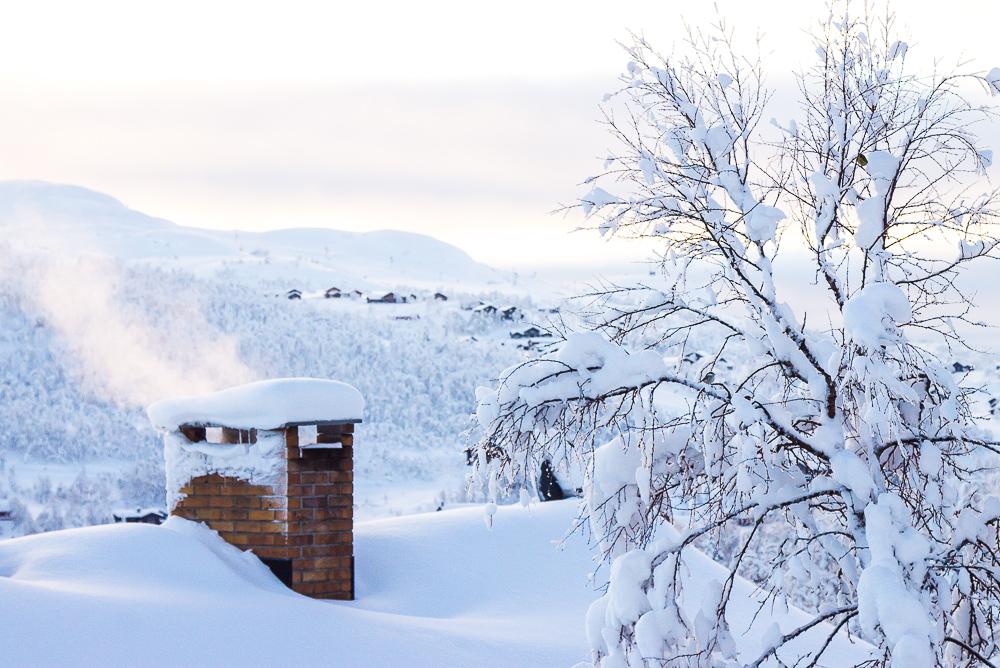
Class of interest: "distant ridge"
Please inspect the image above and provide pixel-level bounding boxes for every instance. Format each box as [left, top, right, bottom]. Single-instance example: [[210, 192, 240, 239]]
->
[[0, 180, 507, 289]]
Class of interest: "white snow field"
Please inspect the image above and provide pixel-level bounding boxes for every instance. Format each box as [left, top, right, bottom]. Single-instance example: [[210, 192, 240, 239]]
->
[[0, 501, 871, 667]]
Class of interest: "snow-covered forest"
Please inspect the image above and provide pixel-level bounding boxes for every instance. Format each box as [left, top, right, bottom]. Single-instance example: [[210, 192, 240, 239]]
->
[[0, 212, 547, 534]]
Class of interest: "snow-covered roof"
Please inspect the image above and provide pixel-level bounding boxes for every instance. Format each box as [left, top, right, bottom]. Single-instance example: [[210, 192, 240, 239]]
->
[[112, 507, 167, 519], [146, 378, 364, 431]]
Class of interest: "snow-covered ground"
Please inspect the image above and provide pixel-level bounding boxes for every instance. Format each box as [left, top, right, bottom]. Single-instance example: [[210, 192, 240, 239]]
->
[[0, 500, 871, 667]]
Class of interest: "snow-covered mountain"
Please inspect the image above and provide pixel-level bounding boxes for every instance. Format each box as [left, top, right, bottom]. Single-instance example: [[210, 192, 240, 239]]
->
[[0, 180, 509, 290]]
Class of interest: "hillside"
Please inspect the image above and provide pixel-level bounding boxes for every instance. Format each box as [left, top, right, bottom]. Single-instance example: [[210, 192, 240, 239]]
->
[[0, 181, 560, 535]]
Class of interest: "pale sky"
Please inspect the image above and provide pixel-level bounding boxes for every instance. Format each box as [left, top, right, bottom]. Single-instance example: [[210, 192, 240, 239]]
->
[[0, 0, 997, 271]]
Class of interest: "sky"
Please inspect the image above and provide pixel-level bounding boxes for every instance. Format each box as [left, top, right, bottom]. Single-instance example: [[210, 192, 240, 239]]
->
[[0, 0, 998, 272]]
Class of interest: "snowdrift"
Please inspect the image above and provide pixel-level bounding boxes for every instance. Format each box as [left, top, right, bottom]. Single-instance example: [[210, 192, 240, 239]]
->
[[0, 502, 592, 667], [0, 501, 871, 667], [146, 377, 365, 431]]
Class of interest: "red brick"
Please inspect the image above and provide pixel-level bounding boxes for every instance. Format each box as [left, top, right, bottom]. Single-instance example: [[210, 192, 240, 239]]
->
[[302, 569, 331, 583], [313, 557, 351, 569], [295, 583, 327, 595], [326, 507, 354, 520], [227, 484, 272, 496], [189, 508, 222, 520], [260, 497, 287, 510], [239, 521, 287, 534], [295, 557, 349, 571], [313, 531, 352, 545], [311, 520, 352, 532], [301, 544, 352, 557], [253, 546, 301, 560], [311, 592, 352, 600]]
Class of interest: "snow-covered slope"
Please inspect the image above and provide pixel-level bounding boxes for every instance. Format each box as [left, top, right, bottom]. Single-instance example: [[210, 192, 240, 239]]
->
[[0, 265, 537, 531], [0, 500, 870, 667], [0, 180, 508, 290], [0, 181, 557, 533]]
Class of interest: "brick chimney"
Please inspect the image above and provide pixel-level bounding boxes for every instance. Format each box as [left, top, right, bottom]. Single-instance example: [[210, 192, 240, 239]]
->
[[148, 378, 363, 599]]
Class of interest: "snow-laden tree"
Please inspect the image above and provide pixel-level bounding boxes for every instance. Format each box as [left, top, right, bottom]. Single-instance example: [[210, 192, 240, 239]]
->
[[473, 4, 1000, 667]]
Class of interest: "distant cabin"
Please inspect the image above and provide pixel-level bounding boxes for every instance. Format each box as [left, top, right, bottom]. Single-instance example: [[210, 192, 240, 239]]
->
[[367, 292, 405, 304], [952, 361, 974, 373], [473, 303, 497, 315], [112, 508, 167, 525], [325, 287, 343, 299], [510, 326, 551, 340], [500, 306, 519, 321], [286, 289, 302, 300], [434, 292, 448, 301], [0, 503, 11, 522]]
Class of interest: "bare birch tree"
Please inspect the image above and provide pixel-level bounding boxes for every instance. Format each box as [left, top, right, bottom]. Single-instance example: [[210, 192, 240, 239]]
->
[[474, 3, 1000, 666]]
